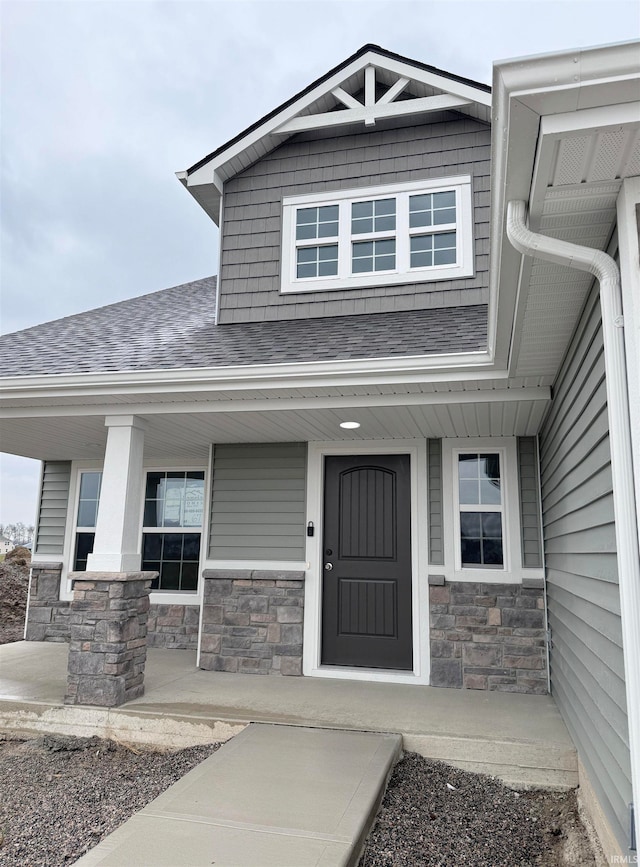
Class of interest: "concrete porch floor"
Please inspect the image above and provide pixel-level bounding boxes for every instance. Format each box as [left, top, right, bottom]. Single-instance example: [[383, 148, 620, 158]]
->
[[0, 641, 577, 789]]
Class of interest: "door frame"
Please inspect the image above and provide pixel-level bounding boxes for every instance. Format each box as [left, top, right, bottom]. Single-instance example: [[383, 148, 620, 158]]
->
[[303, 440, 429, 684]]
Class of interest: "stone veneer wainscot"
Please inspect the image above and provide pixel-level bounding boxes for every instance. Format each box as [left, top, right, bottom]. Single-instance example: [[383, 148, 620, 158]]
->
[[429, 579, 548, 694], [200, 570, 305, 675]]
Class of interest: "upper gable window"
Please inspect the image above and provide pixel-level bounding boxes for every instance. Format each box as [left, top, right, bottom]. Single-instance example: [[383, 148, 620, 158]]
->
[[281, 176, 474, 294]]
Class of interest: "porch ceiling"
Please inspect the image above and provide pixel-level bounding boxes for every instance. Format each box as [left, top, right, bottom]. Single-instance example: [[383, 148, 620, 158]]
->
[[0, 384, 550, 461]]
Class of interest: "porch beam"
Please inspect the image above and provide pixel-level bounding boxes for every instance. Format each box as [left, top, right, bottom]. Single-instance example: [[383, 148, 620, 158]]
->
[[86, 415, 146, 572]]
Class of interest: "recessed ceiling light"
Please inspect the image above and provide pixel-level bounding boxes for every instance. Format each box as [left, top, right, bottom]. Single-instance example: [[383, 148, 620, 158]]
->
[[339, 421, 361, 430]]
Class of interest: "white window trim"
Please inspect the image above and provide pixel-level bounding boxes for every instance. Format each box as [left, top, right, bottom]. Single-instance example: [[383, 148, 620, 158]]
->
[[303, 440, 429, 685], [139, 467, 207, 598], [442, 438, 527, 585], [61, 459, 208, 606], [281, 176, 474, 294]]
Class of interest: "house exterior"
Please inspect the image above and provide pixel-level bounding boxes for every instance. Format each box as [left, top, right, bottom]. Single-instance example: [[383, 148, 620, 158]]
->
[[0, 42, 638, 859], [0, 537, 15, 556]]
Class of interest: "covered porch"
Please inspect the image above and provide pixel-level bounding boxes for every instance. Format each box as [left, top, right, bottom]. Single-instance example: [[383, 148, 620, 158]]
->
[[0, 640, 576, 790]]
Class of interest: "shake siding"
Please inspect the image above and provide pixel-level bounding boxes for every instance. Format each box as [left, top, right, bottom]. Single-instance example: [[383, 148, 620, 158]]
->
[[517, 437, 543, 568], [539, 284, 632, 850], [34, 461, 71, 556], [208, 443, 307, 561], [218, 113, 490, 323], [427, 439, 444, 565]]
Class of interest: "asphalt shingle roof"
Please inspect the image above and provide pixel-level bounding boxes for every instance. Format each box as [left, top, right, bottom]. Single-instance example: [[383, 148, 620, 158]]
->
[[0, 276, 488, 377]]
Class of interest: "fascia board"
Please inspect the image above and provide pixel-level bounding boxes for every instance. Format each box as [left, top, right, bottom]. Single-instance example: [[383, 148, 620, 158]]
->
[[0, 387, 551, 420], [0, 350, 496, 401], [489, 66, 541, 374]]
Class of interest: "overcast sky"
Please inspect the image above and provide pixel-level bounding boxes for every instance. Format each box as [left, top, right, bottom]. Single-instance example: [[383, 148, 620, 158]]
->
[[1, 0, 638, 527]]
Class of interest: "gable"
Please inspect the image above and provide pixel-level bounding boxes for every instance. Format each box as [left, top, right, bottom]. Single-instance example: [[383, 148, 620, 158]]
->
[[178, 44, 491, 225]]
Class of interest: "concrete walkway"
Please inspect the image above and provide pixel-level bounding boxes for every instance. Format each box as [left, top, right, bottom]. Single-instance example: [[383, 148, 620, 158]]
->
[[73, 723, 401, 867], [0, 641, 577, 788]]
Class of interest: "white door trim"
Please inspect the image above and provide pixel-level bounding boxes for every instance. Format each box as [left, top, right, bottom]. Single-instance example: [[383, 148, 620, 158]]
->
[[303, 439, 429, 685]]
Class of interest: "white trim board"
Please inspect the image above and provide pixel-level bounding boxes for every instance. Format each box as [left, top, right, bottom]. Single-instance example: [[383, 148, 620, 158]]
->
[[303, 439, 429, 685]]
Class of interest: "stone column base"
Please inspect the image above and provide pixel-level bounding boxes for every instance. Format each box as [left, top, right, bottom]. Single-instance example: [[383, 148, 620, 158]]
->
[[25, 562, 70, 642], [64, 571, 155, 707]]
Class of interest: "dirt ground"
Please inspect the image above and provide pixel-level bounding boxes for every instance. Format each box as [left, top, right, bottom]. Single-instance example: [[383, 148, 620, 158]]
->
[[0, 554, 602, 865], [0, 547, 29, 645]]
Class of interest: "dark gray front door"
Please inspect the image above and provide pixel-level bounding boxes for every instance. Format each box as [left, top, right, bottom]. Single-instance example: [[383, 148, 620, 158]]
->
[[321, 454, 413, 670]]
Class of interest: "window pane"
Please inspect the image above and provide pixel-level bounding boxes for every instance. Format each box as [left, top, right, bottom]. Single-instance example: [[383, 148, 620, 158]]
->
[[296, 245, 338, 278], [181, 562, 198, 592], [183, 534, 201, 560], [480, 479, 502, 505], [352, 239, 395, 274], [143, 500, 161, 527], [458, 454, 479, 479], [143, 532, 201, 592], [480, 454, 501, 480], [77, 500, 98, 528], [459, 480, 479, 504], [74, 532, 95, 571], [145, 472, 164, 499], [143, 533, 162, 560], [352, 201, 372, 219], [434, 191, 455, 208], [162, 534, 183, 560], [296, 206, 338, 240], [161, 562, 180, 590], [375, 215, 395, 232], [433, 208, 456, 226], [461, 538, 482, 566], [375, 198, 395, 216], [433, 248, 456, 265], [79, 472, 101, 500], [482, 512, 503, 538], [352, 255, 373, 273], [460, 512, 481, 536], [297, 247, 316, 263], [411, 233, 456, 269], [483, 539, 503, 565], [460, 511, 503, 567]]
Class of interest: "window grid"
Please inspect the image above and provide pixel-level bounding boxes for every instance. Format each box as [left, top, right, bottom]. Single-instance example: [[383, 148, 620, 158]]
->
[[457, 453, 504, 569], [284, 177, 472, 291]]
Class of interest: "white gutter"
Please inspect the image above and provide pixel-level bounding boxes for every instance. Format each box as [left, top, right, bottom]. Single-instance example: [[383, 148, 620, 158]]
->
[[507, 199, 640, 853]]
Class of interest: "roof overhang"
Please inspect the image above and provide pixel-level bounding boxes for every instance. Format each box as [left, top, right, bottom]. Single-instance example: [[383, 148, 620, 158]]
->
[[178, 44, 491, 225], [490, 41, 640, 377]]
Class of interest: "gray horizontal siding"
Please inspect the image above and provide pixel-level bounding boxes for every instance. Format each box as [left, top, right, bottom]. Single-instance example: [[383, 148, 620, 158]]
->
[[34, 461, 70, 556], [517, 437, 543, 568], [208, 443, 307, 561], [539, 284, 631, 851], [218, 113, 490, 323], [427, 439, 444, 565]]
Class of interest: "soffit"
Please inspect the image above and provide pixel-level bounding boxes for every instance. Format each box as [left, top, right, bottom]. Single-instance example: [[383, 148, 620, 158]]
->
[[0, 386, 550, 462], [511, 103, 640, 377]]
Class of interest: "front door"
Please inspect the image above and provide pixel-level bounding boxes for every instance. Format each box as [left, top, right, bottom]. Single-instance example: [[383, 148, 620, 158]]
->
[[321, 454, 413, 670]]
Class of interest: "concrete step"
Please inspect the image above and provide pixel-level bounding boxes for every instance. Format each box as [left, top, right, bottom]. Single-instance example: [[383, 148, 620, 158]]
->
[[73, 723, 402, 867], [403, 733, 578, 790]]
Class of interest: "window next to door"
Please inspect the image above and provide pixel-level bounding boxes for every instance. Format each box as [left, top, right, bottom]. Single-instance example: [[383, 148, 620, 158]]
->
[[442, 439, 529, 582]]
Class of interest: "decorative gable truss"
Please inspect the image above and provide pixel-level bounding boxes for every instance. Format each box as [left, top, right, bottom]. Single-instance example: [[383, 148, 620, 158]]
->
[[273, 62, 481, 134], [179, 45, 491, 225]]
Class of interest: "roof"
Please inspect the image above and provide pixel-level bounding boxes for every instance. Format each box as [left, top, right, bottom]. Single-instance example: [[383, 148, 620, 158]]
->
[[0, 276, 487, 377]]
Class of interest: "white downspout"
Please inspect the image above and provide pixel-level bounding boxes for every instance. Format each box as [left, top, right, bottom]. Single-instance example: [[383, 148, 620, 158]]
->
[[507, 200, 640, 854]]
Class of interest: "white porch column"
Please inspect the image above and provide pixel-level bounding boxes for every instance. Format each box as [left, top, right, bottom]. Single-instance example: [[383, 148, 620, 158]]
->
[[86, 415, 147, 572]]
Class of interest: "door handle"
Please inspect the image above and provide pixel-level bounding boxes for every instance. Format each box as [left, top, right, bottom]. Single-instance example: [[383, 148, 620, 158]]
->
[[324, 562, 333, 571]]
